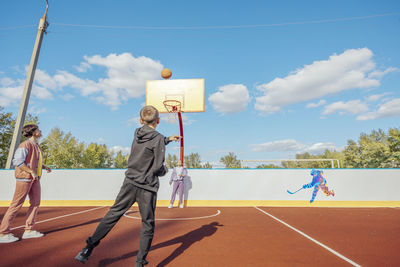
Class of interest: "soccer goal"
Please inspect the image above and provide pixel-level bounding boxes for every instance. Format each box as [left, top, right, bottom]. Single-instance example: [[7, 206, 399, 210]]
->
[[241, 159, 341, 169]]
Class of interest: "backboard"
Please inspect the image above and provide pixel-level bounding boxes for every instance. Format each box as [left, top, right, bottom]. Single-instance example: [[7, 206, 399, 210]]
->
[[146, 78, 205, 113]]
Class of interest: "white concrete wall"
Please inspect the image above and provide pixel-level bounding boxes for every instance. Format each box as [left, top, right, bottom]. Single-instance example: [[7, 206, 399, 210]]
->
[[1, 169, 399, 204]]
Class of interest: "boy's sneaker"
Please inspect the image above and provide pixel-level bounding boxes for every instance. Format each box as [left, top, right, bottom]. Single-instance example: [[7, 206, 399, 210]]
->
[[179, 204, 184, 208], [168, 204, 173, 208], [0, 233, 19, 243], [331, 190, 335, 197], [22, 230, 44, 239], [75, 246, 94, 264], [136, 259, 149, 267]]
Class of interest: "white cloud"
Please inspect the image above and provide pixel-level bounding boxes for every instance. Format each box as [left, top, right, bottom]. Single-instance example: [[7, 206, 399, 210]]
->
[[365, 93, 390, 102], [251, 139, 338, 154], [0, 77, 14, 87], [306, 99, 326, 108], [127, 116, 142, 127], [61, 93, 74, 101], [209, 84, 250, 114], [0, 69, 56, 106], [35, 69, 59, 90], [251, 139, 306, 152], [255, 48, 391, 113], [45, 53, 163, 110], [357, 98, 400, 120], [0, 79, 24, 107], [32, 85, 53, 100], [1, 53, 163, 110], [368, 67, 398, 79], [322, 100, 369, 115], [305, 142, 337, 154], [74, 62, 92, 73], [110, 145, 131, 155], [28, 106, 46, 115]]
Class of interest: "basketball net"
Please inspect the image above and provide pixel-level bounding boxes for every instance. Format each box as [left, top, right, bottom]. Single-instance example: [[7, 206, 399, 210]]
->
[[163, 100, 181, 124]]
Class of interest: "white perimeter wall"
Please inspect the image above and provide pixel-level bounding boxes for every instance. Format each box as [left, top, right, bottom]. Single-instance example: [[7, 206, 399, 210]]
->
[[1, 169, 399, 203]]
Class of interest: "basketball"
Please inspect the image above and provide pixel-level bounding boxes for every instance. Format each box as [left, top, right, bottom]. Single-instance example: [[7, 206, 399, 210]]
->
[[161, 68, 172, 79]]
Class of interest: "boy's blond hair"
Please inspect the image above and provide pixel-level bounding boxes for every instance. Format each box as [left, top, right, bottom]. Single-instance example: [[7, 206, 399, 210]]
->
[[140, 105, 159, 125]]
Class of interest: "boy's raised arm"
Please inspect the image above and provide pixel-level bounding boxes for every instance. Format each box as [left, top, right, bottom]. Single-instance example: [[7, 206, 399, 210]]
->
[[154, 137, 168, 177], [165, 135, 180, 144]]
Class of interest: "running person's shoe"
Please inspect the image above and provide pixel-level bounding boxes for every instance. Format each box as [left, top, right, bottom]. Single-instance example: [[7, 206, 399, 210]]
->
[[75, 246, 94, 264], [135, 259, 149, 267], [22, 230, 44, 239], [0, 233, 19, 243]]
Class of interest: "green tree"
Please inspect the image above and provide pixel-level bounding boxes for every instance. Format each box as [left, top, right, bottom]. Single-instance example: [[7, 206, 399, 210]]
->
[[220, 152, 241, 168], [82, 143, 113, 169], [343, 139, 361, 168], [387, 128, 400, 167], [0, 107, 38, 168], [343, 128, 395, 168], [166, 154, 178, 168], [184, 153, 202, 168], [256, 164, 281, 169], [0, 107, 13, 168], [42, 128, 85, 168], [359, 130, 391, 168], [202, 162, 213, 168], [114, 151, 129, 168]]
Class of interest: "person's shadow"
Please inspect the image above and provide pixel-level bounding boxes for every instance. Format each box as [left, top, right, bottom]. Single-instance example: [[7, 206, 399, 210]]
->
[[183, 175, 192, 207], [99, 221, 223, 267]]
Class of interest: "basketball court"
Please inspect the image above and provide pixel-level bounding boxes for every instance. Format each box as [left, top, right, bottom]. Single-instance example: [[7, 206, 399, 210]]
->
[[1, 205, 399, 266]]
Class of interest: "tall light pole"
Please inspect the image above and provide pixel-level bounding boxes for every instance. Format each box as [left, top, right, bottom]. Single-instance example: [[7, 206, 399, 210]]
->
[[5, 0, 49, 169]]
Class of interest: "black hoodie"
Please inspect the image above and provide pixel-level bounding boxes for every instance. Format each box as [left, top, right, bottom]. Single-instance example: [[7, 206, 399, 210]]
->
[[125, 125, 171, 192]]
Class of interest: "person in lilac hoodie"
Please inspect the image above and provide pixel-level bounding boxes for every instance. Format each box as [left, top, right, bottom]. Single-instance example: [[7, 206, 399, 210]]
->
[[168, 160, 187, 208]]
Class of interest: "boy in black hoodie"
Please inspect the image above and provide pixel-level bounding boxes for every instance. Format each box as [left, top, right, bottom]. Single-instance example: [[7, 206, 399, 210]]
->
[[75, 105, 180, 267]]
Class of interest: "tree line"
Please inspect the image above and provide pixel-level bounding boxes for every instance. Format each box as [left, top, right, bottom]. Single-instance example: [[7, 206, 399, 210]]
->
[[1, 107, 399, 168]]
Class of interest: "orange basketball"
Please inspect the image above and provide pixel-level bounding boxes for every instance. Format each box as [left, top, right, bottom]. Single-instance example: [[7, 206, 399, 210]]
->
[[161, 68, 172, 79]]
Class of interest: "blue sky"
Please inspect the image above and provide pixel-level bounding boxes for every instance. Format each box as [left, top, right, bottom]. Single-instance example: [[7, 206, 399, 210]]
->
[[1, 0, 399, 165]]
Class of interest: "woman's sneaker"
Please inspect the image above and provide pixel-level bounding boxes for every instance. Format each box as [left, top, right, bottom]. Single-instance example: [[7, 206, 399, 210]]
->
[[168, 204, 173, 208], [179, 204, 184, 208], [0, 233, 19, 243], [22, 230, 44, 239]]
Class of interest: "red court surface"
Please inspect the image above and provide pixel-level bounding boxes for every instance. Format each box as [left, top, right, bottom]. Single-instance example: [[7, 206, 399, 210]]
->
[[0, 206, 399, 267]]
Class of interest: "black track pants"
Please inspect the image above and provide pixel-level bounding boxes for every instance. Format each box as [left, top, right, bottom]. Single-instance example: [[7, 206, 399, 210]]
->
[[88, 179, 157, 262]]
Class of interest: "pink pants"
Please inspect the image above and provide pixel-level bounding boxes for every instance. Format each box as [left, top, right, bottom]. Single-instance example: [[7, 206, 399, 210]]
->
[[0, 180, 41, 234], [170, 180, 184, 205]]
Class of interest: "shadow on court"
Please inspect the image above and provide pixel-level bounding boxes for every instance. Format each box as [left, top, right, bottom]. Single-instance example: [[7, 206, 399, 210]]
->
[[43, 218, 102, 235], [98, 221, 223, 267], [44, 211, 140, 235]]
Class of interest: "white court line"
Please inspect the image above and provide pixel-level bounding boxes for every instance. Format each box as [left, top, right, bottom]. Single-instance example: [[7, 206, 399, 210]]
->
[[124, 209, 221, 221], [254, 206, 361, 267], [11, 206, 107, 230]]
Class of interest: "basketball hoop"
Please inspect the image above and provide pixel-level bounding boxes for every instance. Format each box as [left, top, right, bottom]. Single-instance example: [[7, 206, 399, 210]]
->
[[163, 100, 182, 124], [163, 99, 182, 113]]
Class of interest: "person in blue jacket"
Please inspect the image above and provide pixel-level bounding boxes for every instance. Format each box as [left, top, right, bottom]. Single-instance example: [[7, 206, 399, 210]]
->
[[303, 169, 335, 203]]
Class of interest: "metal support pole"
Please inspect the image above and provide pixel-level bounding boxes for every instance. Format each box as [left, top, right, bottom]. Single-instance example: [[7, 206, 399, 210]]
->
[[5, 1, 48, 169], [177, 112, 184, 164]]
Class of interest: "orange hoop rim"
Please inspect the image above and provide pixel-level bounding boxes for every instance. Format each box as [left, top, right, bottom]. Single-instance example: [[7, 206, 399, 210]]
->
[[163, 100, 182, 113]]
